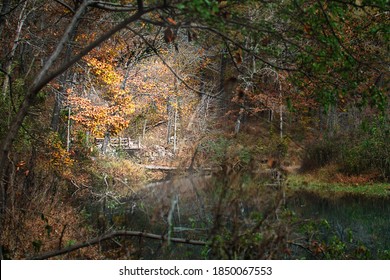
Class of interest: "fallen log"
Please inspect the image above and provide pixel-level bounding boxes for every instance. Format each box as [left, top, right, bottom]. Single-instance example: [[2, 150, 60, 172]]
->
[[141, 164, 179, 171], [140, 164, 220, 172]]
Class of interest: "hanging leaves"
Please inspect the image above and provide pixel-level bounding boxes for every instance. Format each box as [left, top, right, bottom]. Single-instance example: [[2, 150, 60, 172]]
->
[[164, 27, 175, 43]]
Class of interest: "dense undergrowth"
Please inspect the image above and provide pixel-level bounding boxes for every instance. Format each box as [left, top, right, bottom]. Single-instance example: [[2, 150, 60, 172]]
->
[[301, 115, 390, 182]]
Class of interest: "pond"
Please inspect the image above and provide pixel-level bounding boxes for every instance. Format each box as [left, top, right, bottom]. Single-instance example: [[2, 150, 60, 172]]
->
[[287, 191, 390, 259], [86, 173, 390, 259]]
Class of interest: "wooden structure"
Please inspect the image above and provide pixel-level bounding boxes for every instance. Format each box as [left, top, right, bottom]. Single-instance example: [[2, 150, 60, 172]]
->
[[95, 137, 141, 151]]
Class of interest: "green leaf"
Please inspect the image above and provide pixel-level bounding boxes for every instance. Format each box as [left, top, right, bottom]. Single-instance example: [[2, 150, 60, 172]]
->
[[177, 3, 185, 10], [45, 225, 53, 237], [32, 240, 43, 253]]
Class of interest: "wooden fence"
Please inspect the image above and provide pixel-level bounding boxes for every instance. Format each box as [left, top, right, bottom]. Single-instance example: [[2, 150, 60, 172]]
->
[[94, 137, 141, 151]]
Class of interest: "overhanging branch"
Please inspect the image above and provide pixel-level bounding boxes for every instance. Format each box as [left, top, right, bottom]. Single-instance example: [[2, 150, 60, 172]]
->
[[31, 230, 207, 259], [183, 24, 298, 72], [127, 27, 227, 101], [53, 0, 75, 14], [90, 1, 137, 12]]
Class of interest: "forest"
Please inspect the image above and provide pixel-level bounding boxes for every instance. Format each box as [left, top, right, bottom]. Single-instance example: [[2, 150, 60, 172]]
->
[[0, 0, 389, 260]]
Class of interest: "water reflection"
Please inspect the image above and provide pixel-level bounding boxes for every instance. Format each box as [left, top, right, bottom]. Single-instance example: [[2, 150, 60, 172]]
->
[[87, 173, 390, 259], [287, 191, 390, 258]]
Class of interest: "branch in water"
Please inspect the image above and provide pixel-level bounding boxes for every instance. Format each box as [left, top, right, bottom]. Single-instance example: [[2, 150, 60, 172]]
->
[[31, 230, 207, 259]]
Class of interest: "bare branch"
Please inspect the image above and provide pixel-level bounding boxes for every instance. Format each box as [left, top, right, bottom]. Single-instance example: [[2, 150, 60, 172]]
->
[[0, 2, 163, 195], [223, 39, 244, 74], [141, 18, 166, 27], [329, 0, 386, 10], [127, 27, 227, 101], [90, 1, 137, 12], [316, 0, 366, 68], [222, 18, 326, 59], [34, 6, 159, 93], [53, 0, 75, 14], [31, 230, 206, 259], [31, 0, 91, 93], [0, 0, 27, 21], [58, 224, 68, 250], [181, 24, 298, 72]]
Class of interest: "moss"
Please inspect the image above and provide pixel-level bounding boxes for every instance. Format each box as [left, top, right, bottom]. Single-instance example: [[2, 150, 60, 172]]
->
[[287, 174, 390, 198]]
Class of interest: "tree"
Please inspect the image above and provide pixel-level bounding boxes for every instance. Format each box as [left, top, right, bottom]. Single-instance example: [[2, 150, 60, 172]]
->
[[0, 0, 163, 206], [0, 0, 388, 259]]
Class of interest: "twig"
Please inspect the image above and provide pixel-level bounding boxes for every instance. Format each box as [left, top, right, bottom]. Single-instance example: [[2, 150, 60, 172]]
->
[[53, 0, 75, 13], [58, 224, 67, 250], [167, 195, 178, 246], [316, 0, 365, 68], [126, 27, 226, 101], [114, 177, 136, 195], [287, 241, 318, 259]]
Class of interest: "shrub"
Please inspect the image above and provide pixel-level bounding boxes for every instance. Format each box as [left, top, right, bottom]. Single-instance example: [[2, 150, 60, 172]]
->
[[301, 116, 389, 181], [201, 137, 231, 164], [340, 117, 389, 180], [301, 138, 340, 171]]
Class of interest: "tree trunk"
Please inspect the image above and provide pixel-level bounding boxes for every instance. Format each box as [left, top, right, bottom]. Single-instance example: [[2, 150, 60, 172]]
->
[[0, 0, 158, 223], [173, 100, 178, 153], [166, 97, 172, 144], [101, 131, 110, 154], [218, 47, 227, 112], [0, 0, 153, 173], [66, 107, 71, 152], [50, 31, 77, 132], [187, 63, 207, 131], [0, 0, 11, 30], [235, 108, 243, 135], [2, 1, 27, 98], [142, 119, 147, 139], [279, 83, 283, 139], [0, 1, 91, 224]]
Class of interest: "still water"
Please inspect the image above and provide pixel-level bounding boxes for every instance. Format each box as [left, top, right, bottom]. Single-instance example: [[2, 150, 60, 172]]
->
[[288, 191, 390, 258], [88, 174, 390, 259]]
